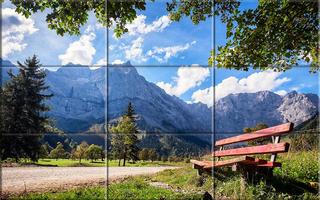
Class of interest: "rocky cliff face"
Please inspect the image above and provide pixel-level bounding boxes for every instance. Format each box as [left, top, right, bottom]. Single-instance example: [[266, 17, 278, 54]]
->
[[107, 63, 212, 133], [277, 91, 318, 126], [215, 91, 318, 133], [45, 65, 106, 132]]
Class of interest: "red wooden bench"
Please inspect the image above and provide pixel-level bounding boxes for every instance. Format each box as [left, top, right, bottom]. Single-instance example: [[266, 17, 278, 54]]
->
[[191, 122, 294, 179]]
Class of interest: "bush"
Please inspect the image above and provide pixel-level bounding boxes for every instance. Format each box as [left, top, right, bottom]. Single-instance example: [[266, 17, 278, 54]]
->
[[289, 133, 319, 152], [168, 156, 175, 162], [274, 151, 319, 183], [161, 156, 168, 162]]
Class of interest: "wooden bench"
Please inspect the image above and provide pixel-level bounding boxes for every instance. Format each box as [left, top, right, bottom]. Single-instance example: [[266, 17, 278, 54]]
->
[[191, 122, 294, 179]]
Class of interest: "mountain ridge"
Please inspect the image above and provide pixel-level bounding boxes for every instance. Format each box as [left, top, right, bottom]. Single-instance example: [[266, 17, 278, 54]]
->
[[1, 60, 318, 134]]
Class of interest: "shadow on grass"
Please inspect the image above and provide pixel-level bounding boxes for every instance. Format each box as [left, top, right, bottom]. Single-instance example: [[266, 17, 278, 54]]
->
[[269, 176, 318, 195], [67, 163, 103, 167]]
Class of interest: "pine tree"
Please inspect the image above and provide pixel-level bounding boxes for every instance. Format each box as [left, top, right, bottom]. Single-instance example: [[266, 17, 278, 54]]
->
[[126, 102, 135, 121], [111, 110, 139, 166], [0, 56, 53, 162]]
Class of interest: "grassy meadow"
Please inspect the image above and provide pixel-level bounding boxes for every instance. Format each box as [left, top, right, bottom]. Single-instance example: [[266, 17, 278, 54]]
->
[[13, 150, 319, 200], [1, 158, 186, 167]]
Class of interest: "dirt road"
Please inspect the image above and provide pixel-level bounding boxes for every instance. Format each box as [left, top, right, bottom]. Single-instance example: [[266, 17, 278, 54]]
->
[[2, 166, 178, 195]]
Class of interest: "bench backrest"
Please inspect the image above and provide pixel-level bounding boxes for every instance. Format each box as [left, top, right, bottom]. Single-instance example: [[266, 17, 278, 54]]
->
[[215, 122, 294, 147], [213, 123, 294, 162]]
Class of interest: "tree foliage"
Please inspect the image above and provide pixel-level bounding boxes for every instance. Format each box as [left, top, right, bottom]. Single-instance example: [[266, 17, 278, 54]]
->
[[138, 148, 149, 161], [168, 0, 319, 71], [74, 141, 89, 163], [85, 144, 103, 162], [8, 0, 149, 37], [7, 0, 318, 71], [0, 56, 53, 162], [243, 123, 270, 146], [110, 102, 139, 166], [49, 142, 66, 160], [148, 149, 158, 162]]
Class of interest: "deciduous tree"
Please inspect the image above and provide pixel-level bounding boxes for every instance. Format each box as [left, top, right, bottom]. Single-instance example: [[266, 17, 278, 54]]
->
[[85, 144, 103, 162], [49, 142, 65, 160], [75, 141, 89, 163]]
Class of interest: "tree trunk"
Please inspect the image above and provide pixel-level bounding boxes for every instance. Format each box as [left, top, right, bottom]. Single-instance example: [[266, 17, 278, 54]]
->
[[118, 159, 121, 166], [123, 150, 127, 166]]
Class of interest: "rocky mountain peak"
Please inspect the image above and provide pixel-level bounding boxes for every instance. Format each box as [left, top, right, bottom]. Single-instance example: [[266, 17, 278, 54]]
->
[[1, 59, 318, 134]]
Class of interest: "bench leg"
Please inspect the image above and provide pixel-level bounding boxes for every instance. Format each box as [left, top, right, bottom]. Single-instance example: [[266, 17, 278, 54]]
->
[[238, 166, 257, 184], [256, 167, 274, 180], [198, 168, 204, 176]]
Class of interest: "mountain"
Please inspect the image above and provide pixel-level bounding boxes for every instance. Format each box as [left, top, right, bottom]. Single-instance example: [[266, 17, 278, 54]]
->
[[294, 112, 319, 132], [215, 91, 319, 133], [1, 60, 318, 135], [1, 59, 18, 84], [107, 63, 211, 133], [42, 62, 212, 133], [45, 65, 105, 132]]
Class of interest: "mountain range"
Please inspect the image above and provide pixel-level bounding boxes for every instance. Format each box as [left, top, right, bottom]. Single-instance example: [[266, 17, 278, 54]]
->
[[1, 60, 318, 135]]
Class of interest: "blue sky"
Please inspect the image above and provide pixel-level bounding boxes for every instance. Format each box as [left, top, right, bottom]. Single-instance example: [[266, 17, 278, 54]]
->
[[2, 0, 318, 105]]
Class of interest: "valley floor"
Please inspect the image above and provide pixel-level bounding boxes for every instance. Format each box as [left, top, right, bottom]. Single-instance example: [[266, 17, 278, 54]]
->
[[8, 151, 319, 200], [1, 166, 178, 197]]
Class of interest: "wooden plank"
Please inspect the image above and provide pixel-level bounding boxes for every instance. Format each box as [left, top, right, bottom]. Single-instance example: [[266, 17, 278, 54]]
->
[[201, 157, 281, 169], [215, 123, 293, 146], [190, 160, 208, 167], [202, 156, 253, 169], [213, 142, 290, 157]]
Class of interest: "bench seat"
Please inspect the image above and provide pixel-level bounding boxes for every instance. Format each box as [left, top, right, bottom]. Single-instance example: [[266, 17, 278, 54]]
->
[[191, 156, 281, 170]]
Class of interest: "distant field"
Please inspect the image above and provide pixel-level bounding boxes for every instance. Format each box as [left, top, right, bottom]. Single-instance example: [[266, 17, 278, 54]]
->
[[36, 159, 106, 167], [30, 159, 186, 167], [107, 160, 187, 167]]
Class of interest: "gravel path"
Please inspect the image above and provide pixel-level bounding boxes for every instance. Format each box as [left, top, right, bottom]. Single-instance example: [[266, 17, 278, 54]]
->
[[2, 166, 178, 195]]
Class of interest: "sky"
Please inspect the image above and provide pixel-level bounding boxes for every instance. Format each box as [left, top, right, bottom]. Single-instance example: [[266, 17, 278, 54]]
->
[[2, 0, 319, 106]]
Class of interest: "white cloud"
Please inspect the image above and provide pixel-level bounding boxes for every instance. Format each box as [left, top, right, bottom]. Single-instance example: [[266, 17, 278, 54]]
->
[[58, 31, 96, 65], [157, 66, 210, 97], [125, 15, 171, 36], [147, 41, 196, 63], [124, 37, 146, 62], [95, 58, 107, 66], [2, 8, 38, 58], [89, 58, 106, 70], [191, 70, 291, 107], [191, 87, 213, 107], [112, 59, 125, 65], [275, 90, 287, 96]]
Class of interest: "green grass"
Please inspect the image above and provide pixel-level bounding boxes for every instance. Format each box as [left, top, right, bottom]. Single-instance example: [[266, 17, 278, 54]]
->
[[107, 160, 186, 167], [213, 151, 319, 200], [152, 167, 213, 193], [36, 159, 106, 167], [274, 150, 319, 183], [107, 177, 202, 200], [10, 159, 185, 167], [13, 186, 106, 200], [14, 178, 202, 200]]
